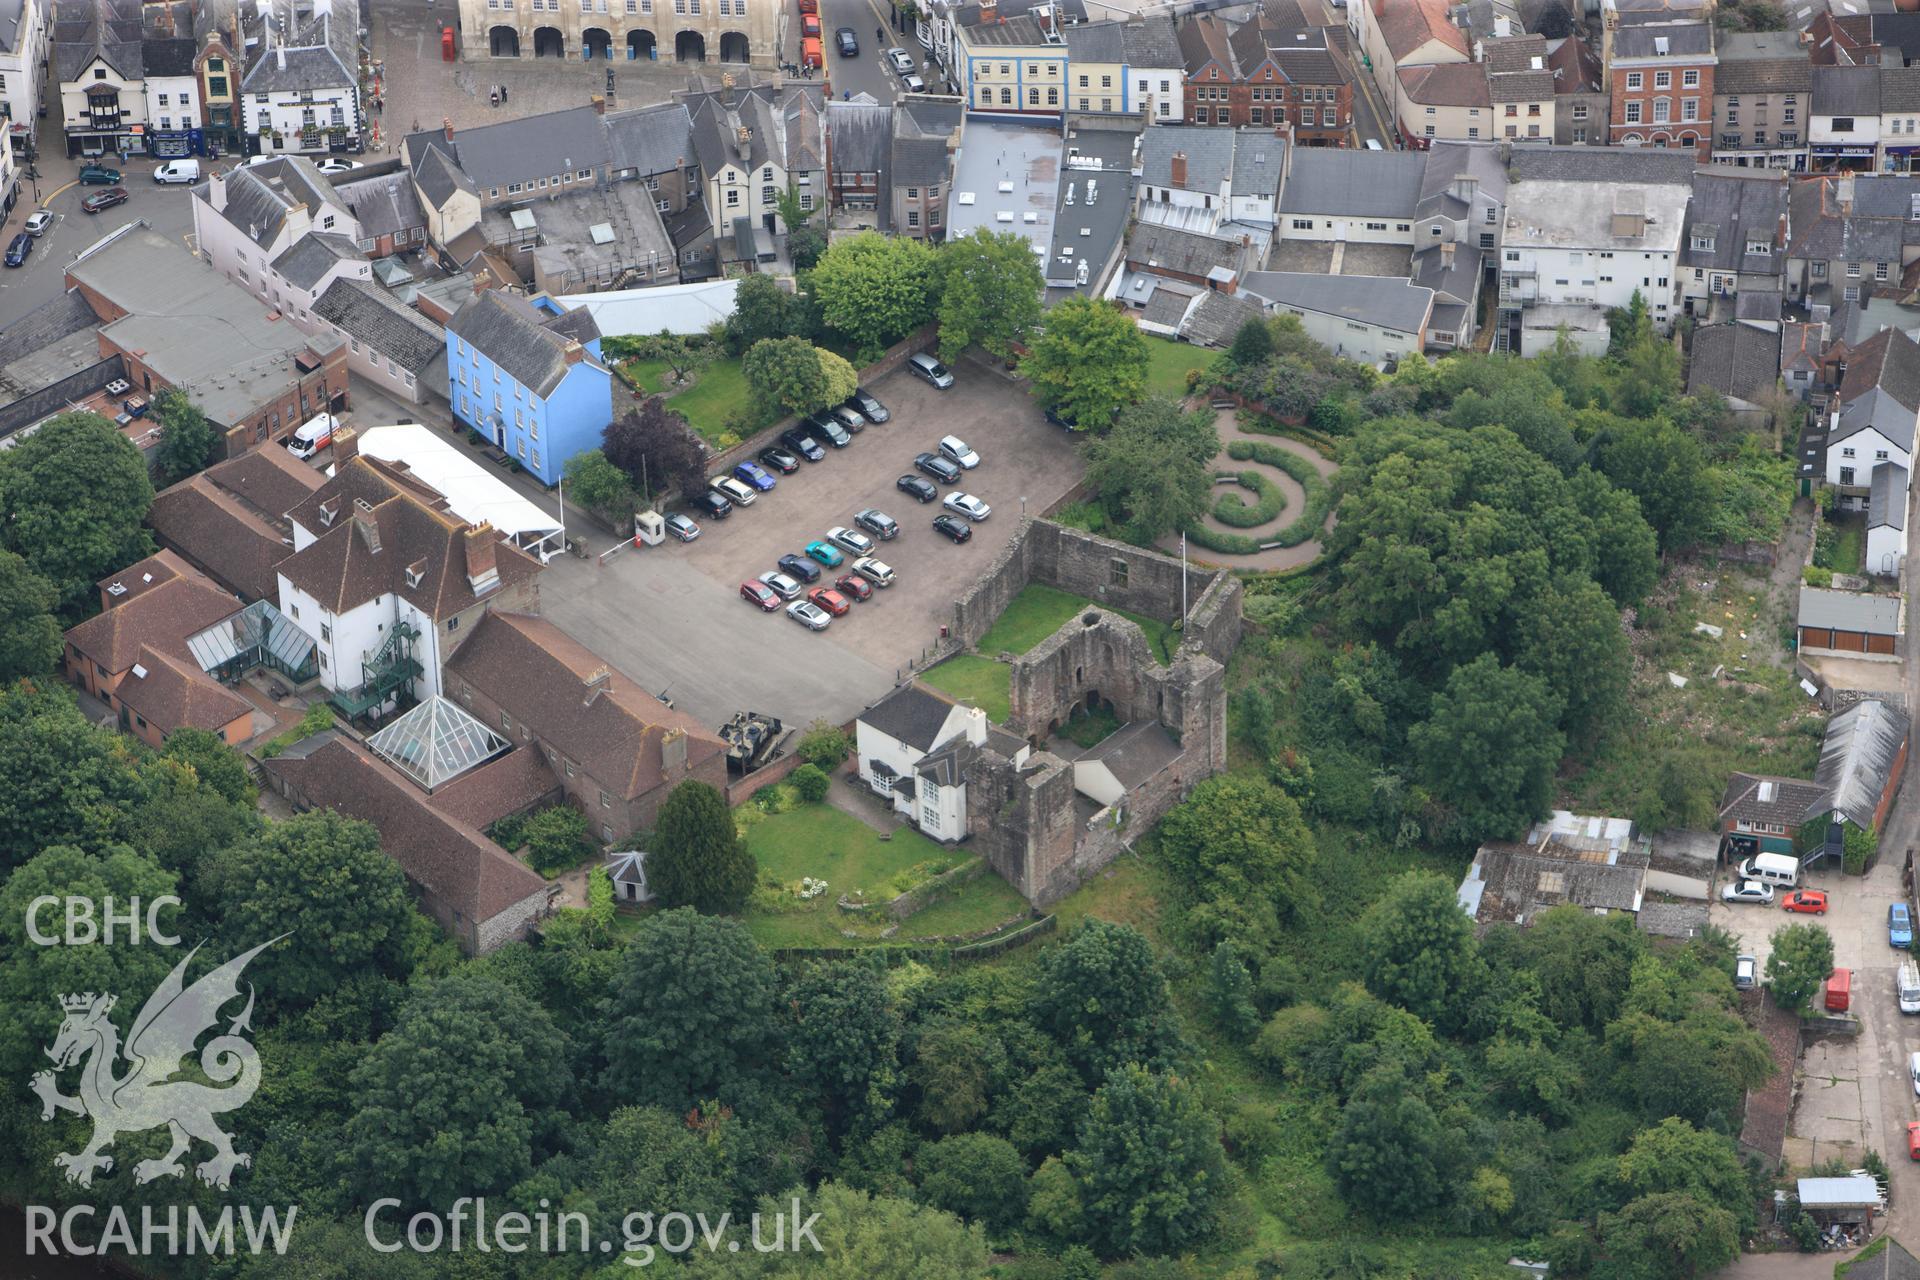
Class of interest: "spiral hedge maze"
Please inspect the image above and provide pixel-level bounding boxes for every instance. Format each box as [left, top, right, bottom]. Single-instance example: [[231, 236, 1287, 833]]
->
[[1182, 436, 1338, 558]]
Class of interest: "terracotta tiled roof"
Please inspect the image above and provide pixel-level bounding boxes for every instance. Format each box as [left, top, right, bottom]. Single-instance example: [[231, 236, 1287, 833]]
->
[[65, 571, 240, 675], [148, 476, 296, 603], [1370, 0, 1468, 63], [1718, 771, 1830, 828], [445, 612, 726, 803], [431, 746, 561, 829], [1836, 327, 1920, 413], [200, 445, 327, 523], [114, 644, 252, 734], [95, 548, 192, 606]]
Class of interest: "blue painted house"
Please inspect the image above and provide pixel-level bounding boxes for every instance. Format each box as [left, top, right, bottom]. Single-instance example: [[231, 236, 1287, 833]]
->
[[445, 292, 612, 487]]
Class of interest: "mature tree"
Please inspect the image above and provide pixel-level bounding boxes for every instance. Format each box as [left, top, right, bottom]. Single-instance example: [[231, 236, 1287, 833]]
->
[[1618, 1119, 1753, 1229], [683, 1182, 988, 1280], [520, 803, 593, 876], [1067, 1066, 1226, 1257], [159, 726, 254, 807], [1608, 289, 1653, 357], [1228, 316, 1274, 367], [1023, 297, 1150, 431], [1082, 396, 1217, 543], [1600, 1192, 1739, 1280], [1206, 941, 1263, 1041], [0, 549, 62, 682], [743, 336, 858, 417], [199, 810, 428, 1007], [1607, 953, 1775, 1126], [809, 231, 939, 359], [648, 779, 757, 913], [791, 763, 831, 803], [1570, 466, 1663, 609], [915, 1133, 1029, 1237], [1326, 1063, 1461, 1220], [1358, 872, 1481, 1033], [1157, 774, 1315, 950], [0, 682, 142, 872], [785, 961, 900, 1140], [1515, 906, 1646, 1033], [1030, 919, 1182, 1085], [1514, 576, 1631, 745], [935, 227, 1043, 361], [1619, 330, 1683, 419], [727, 271, 809, 354], [1592, 416, 1713, 554], [347, 970, 574, 1211], [1766, 922, 1835, 1011], [602, 399, 709, 503], [602, 908, 780, 1109], [0, 411, 155, 618], [562, 449, 638, 522], [1444, 374, 1581, 473], [1410, 655, 1565, 842], [571, 1104, 735, 1227], [909, 1018, 1001, 1134], [788, 222, 828, 272], [152, 387, 220, 484]]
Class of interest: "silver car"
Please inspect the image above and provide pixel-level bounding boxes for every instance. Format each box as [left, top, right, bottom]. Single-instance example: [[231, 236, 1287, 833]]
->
[[827, 525, 874, 556], [787, 599, 831, 630], [758, 570, 803, 600], [943, 492, 991, 521], [939, 435, 980, 469], [1719, 878, 1774, 906], [853, 556, 895, 587]]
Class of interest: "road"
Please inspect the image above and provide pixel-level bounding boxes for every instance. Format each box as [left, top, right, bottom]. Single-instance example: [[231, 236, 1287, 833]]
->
[[1348, 52, 1393, 147], [812, 0, 918, 105]]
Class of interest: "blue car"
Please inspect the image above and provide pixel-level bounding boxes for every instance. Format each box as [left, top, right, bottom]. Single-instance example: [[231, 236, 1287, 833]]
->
[[776, 553, 821, 584], [732, 460, 777, 492], [4, 232, 31, 268], [1894, 902, 1914, 949]]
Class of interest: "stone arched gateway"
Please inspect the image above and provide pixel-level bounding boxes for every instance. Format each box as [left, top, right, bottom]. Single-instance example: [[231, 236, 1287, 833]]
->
[[488, 25, 520, 56], [675, 30, 706, 61], [628, 29, 657, 59], [533, 26, 564, 57], [719, 31, 750, 62], [582, 27, 612, 59]]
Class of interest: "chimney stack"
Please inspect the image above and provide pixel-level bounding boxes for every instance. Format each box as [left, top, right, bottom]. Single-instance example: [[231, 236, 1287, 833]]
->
[[464, 522, 500, 594], [583, 665, 612, 706], [1441, 240, 1455, 267], [331, 425, 358, 461], [1449, 173, 1477, 205], [352, 505, 382, 554], [563, 340, 585, 365], [980, 0, 998, 21], [965, 705, 988, 746], [661, 727, 688, 773], [443, 117, 455, 145], [1838, 173, 1856, 214], [1170, 151, 1188, 188], [276, 45, 286, 71]]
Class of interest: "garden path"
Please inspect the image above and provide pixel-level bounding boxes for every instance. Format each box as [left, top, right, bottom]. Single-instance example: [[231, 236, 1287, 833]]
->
[[1154, 410, 1340, 571]]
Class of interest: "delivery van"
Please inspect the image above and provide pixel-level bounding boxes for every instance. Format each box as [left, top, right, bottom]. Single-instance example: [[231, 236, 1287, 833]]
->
[[1825, 967, 1853, 1013], [284, 412, 337, 460], [1898, 960, 1920, 1014], [1736, 852, 1801, 890], [153, 159, 201, 184]]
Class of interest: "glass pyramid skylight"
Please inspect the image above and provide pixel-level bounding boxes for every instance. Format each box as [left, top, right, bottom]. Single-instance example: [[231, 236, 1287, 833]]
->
[[366, 695, 511, 791]]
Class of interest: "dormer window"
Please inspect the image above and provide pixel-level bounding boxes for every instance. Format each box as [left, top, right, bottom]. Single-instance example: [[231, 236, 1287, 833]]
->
[[1691, 233, 1714, 252], [405, 560, 426, 588]]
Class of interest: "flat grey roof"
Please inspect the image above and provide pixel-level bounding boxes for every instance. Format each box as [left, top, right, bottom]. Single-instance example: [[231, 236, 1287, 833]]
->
[[1240, 271, 1435, 335], [1799, 585, 1904, 634], [949, 117, 1062, 258]]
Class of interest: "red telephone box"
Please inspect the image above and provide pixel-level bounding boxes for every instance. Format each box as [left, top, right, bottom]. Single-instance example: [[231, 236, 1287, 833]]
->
[[441, 26, 456, 61]]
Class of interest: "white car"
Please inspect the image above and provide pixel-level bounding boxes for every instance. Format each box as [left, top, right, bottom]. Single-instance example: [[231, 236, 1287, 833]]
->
[[943, 492, 991, 521], [1719, 878, 1774, 906], [23, 209, 54, 236], [315, 158, 364, 175], [902, 73, 927, 93], [827, 525, 874, 557], [939, 435, 980, 469], [710, 475, 757, 506], [1734, 955, 1758, 991], [886, 47, 916, 74], [758, 571, 803, 600], [853, 556, 895, 587], [787, 599, 831, 630]]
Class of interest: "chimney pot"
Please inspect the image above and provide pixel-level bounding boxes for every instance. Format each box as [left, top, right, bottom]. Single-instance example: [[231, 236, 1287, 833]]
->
[[464, 522, 500, 594], [332, 426, 358, 460], [1170, 151, 1188, 188], [583, 666, 612, 704], [443, 117, 454, 144]]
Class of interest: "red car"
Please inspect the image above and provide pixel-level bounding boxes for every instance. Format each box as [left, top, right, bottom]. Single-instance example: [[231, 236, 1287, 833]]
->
[[1907, 1121, 1920, 1161], [740, 580, 780, 611], [81, 186, 129, 214], [1782, 889, 1829, 915], [802, 13, 821, 36], [807, 587, 850, 616], [834, 573, 873, 602]]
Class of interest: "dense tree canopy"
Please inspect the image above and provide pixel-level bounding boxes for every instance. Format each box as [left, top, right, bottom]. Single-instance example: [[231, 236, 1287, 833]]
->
[[152, 387, 220, 484], [935, 228, 1043, 361], [0, 412, 155, 619], [648, 779, 757, 913], [809, 232, 938, 360], [1030, 920, 1182, 1085], [743, 336, 860, 417], [0, 550, 62, 683], [1022, 297, 1150, 431], [1082, 396, 1217, 543], [603, 399, 709, 502], [1068, 1066, 1226, 1256]]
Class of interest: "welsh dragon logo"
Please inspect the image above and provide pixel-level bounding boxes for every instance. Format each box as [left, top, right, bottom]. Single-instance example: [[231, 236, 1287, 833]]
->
[[29, 938, 284, 1191]]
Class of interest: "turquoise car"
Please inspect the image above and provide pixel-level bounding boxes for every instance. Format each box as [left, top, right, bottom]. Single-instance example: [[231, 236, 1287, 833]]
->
[[1893, 902, 1914, 949], [804, 540, 843, 568]]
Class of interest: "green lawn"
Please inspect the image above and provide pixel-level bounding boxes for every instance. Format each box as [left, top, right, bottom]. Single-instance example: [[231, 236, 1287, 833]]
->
[[619, 358, 672, 395], [664, 359, 751, 446], [1143, 335, 1207, 402], [976, 584, 1177, 663], [742, 803, 966, 948], [897, 869, 1031, 939], [920, 654, 1012, 722]]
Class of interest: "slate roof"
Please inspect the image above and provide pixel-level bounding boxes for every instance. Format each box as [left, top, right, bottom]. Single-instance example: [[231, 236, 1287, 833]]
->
[[1398, 61, 1491, 109], [143, 35, 195, 77], [603, 102, 696, 176], [1121, 15, 1182, 68], [53, 0, 143, 85], [1713, 54, 1812, 96], [1231, 130, 1287, 200], [1799, 585, 1905, 634], [1064, 20, 1126, 63], [1241, 271, 1436, 334], [1280, 146, 1426, 217], [238, 10, 354, 95], [445, 291, 602, 399], [0, 292, 99, 375], [407, 106, 612, 193], [893, 134, 950, 188], [270, 231, 362, 291], [212, 159, 340, 249], [862, 682, 958, 753], [1180, 288, 1267, 348], [826, 101, 891, 174], [1369, 0, 1467, 62], [1816, 698, 1911, 826], [1079, 720, 1183, 788], [1683, 169, 1788, 274], [1140, 124, 1236, 191], [1719, 771, 1831, 828], [1815, 63, 1882, 116], [1687, 322, 1782, 405], [1787, 175, 1920, 266], [1886, 65, 1920, 114], [1613, 21, 1713, 58], [1870, 460, 1908, 531], [444, 612, 728, 802], [1127, 224, 1249, 279], [1832, 386, 1918, 454], [332, 171, 427, 241], [1836, 327, 1920, 414], [313, 278, 445, 374], [1506, 145, 1698, 185], [1178, 10, 1234, 75], [916, 735, 977, 788]]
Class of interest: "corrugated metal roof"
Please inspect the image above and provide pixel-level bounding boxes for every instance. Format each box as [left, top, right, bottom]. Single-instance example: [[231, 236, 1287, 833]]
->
[[1815, 698, 1911, 826]]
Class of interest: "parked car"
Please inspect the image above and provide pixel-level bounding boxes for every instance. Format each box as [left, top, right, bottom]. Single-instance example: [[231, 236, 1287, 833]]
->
[[1911, 1052, 1920, 1098], [664, 513, 701, 542], [902, 72, 927, 92], [81, 187, 129, 214], [23, 209, 53, 236], [4, 232, 30, 267], [1719, 878, 1774, 906], [886, 46, 916, 74], [758, 445, 801, 474], [943, 492, 991, 521], [847, 388, 889, 422], [780, 427, 827, 461], [853, 556, 895, 587], [1894, 902, 1914, 949], [802, 12, 821, 37], [777, 553, 822, 583], [1734, 955, 1758, 991], [740, 580, 781, 610], [835, 26, 859, 56], [694, 491, 733, 519], [939, 435, 981, 469], [804, 540, 844, 568], [787, 599, 832, 631], [827, 525, 874, 556], [932, 513, 973, 543], [854, 508, 899, 540], [1782, 889, 1828, 915], [1908, 1121, 1920, 1160], [835, 573, 873, 601], [152, 159, 200, 184], [77, 163, 121, 185], [757, 571, 803, 600], [315, 158, 364, 175], [732, 460, 777, 492], [907, 352, 954, 388], [829, 405, 867, 435], [710, 475, 757, 506], [915, 452, 962, 483], [897, 474, 939, 503], [805, 412, 852, 448], [807, 587, 851, 616]]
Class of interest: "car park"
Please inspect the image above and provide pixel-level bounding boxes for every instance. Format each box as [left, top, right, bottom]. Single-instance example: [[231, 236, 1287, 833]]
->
[[886, 46, 916, 73], [4, 232, 30, 267], [830, 405, 868, 435], [665, 513, 701, 542], [939, 436, 981, 469], [1720, 878, 1774, 906], [1782, 889, 1828, 915], [805, 413, 852, 448], [943, 492, 991, 521], [780, 427, 827, 461], [897, 475, 938, 503], [711, 475, 757, 506], [804, 540, 844, 568], [82, 187, 129, 214], [847, 388, 889, 423], [1894, 902, 1914, 949], [932, 513, 972, 543], [23, 209, 53, 236], [694, 491, 734, 520], [915, 452, 962, 483], [757, 571, 803, 600], [787, 599, 831, 631], [1734, 955, 1757, 991], [78, 163, 121, 185], [854, 508, 899, 540], [835, 573, 873, 601], [777, 553, 822, 583], [740, 580, 780, 610], [733, 460, 777, 492], [907, 352, 954, 388], [758, 446, 801, 474], [853, 556, 895, 587], [827, 525, 874, 556], [808, 587, 850, 616], [836, 27, 858, 56]]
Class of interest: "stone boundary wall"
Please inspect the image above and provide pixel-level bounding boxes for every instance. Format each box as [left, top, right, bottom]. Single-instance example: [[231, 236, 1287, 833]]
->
[[884, 855, 987, 922]]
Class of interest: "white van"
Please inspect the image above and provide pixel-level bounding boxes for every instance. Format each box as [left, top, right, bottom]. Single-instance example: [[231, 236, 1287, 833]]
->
[[153, 159, 201, 184], [1736, 852, 1801, 889], [284, 412, 336, 460], [1899, 961, 1920, 1014]]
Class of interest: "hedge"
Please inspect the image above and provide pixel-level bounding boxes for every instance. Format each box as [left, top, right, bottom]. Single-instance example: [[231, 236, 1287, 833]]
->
[[1226, 440, 1336, 547], [1212, 469, 1288, 528]]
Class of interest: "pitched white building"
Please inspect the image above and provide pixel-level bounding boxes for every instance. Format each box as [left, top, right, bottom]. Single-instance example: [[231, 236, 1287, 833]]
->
[[239, 0, 361, 159], [0, 0, 53, 159], [856, 684, 1022, 844], [191, 157, 363, 314]]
